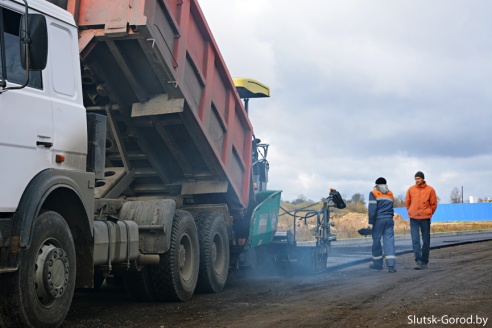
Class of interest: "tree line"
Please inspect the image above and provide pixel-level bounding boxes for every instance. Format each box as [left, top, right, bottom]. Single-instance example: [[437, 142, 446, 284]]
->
[[284, 186, 489, 212]]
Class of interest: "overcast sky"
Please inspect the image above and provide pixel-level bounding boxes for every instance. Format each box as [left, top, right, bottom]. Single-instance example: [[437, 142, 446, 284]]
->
[[198, 0, 492, 204]]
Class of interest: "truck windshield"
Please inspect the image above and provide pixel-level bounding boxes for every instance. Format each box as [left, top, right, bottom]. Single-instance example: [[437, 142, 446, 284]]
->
[[0, 7, 42, 89]]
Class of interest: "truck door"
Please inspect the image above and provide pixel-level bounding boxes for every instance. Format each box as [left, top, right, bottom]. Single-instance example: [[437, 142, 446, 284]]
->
[[0, 6, 53, 212], [48, 20, 88, 173]]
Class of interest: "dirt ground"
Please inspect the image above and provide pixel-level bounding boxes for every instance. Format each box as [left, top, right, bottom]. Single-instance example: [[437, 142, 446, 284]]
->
[[62, 240, 492, 328]]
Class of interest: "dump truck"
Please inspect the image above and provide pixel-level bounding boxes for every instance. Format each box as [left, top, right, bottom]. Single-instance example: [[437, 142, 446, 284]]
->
[[0, 0, 283, 326]]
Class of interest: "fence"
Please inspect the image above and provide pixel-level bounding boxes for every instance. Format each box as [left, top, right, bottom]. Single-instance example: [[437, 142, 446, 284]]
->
[[394, 203, 492, 222]]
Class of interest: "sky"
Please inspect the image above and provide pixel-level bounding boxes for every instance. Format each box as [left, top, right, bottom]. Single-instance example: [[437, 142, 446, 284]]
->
[[198, 0, 492, 204]]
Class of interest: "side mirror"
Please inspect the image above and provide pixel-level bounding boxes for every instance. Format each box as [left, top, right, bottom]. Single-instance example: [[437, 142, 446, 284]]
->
[[20, 14, 48, 71]]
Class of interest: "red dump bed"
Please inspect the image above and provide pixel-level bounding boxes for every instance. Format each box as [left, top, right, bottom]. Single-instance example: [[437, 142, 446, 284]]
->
[[65, 0, 252, 209]]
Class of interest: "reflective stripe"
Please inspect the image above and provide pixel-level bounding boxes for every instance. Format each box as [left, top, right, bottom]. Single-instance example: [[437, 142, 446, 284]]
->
[[372, 255, 383, 260], [375, 197, 393, 201], [369, 200, 377, 204], [385, 255, 396, 259]]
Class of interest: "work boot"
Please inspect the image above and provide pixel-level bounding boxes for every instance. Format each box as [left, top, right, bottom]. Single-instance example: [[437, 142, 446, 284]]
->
[[414, 261, 429, 270], [388, 266, 397, 273], [369, 264, 383, 270]]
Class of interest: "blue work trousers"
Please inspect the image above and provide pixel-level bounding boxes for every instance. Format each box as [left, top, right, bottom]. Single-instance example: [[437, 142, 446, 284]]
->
[[371, 217, 396, 267], [410, 218, 431, 264]]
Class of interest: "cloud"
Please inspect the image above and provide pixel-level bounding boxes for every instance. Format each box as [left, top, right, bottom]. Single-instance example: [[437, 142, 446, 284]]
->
[[199, 0, 492, 203]]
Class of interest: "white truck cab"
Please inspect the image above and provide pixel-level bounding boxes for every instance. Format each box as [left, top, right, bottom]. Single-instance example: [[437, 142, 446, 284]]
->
[[0, 0, 87, 212], [0, 2, 96, 326]]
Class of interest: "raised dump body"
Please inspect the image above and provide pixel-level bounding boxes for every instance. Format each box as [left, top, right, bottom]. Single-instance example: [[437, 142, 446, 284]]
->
[[65, 0, 252, 210]]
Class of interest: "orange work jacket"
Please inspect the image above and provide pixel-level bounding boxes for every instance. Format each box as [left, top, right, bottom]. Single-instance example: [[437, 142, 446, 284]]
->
[[405, 182, 437, 219]]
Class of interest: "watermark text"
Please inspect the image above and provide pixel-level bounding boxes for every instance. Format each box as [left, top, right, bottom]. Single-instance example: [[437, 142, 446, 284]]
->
[[408, 315, 488, 326]]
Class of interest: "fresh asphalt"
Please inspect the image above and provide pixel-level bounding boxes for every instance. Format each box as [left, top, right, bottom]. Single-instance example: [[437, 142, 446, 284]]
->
[[325, 230, 492, 270]]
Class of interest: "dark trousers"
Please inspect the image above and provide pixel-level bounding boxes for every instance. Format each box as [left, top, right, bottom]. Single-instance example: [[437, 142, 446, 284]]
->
[[371, 217, 396, 267], [410, 218, 431, 264]]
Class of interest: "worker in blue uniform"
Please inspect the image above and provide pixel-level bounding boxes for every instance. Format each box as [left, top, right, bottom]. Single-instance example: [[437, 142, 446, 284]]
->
[[368, 177, 396, 273]]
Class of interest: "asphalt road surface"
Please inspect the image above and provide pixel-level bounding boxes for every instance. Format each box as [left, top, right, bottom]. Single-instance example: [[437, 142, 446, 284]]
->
[[327, 230, 492, 269], [63, 232, 492, 328]]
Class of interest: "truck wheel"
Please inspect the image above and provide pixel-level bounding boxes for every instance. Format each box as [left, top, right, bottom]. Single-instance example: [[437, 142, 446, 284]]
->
[[196, 213, 229, 293], [123, 267, 158, 301], [150, 210, 199, 301], [0, 211, 76, 328]]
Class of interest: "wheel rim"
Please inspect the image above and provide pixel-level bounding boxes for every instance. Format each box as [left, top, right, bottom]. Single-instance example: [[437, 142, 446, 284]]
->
[[179, 233, 193, 281], [212, 232, 225, 274], [34, 242, 70, 306]]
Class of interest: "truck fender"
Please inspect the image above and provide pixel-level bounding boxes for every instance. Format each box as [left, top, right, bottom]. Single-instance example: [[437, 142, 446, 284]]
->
[[12, 169, 94, 249]]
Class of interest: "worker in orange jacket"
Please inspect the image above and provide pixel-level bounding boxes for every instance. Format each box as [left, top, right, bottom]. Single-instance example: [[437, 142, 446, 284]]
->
[[405, 171, 437, 270]]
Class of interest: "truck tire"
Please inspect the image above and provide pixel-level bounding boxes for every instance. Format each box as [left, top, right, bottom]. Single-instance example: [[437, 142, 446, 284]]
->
[[150, 210, 199, 301], [0, 211, 76, 328], [123, 267, 158, 301], [196, 212, 229, 293]]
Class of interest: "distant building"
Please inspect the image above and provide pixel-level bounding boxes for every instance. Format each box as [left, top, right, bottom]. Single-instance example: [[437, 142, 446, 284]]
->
[[470, 196, 479, 203]]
